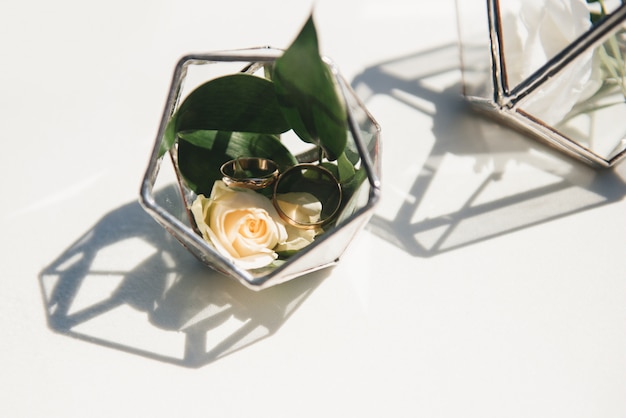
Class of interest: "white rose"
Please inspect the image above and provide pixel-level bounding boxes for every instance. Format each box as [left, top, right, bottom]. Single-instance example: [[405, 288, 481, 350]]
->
[[190, 180, 322, 270], [501, 0, 602, 124]]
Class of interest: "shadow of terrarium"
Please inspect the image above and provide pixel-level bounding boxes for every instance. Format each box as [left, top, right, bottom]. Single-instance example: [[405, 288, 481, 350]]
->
[[38, 185, 326, 368], [352, 43, 626, 257]]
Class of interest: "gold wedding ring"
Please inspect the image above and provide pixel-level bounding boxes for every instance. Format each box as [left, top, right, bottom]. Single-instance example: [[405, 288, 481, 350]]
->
[[221, 158, 343, 229], [272, 163, 342, 229], [220, 157, 280, 190]]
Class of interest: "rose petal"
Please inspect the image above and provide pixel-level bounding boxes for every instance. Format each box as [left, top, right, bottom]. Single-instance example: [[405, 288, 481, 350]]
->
[[206, 225, 277, 270], [275, 192, 322, 224], [190, 194, 213, 241]]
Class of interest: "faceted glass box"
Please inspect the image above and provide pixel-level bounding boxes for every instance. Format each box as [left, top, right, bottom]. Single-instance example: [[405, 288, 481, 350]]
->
[[457, 0, 626, 167], [140, 47, 381, 290]]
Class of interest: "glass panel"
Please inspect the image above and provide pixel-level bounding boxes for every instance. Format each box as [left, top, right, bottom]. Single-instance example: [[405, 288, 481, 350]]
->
[[151, 153, 189, 227], [343, 79, 381, 178], [456, 0, 494, 100], [333, 76, 380, 227], [518, 16, 626, 160]]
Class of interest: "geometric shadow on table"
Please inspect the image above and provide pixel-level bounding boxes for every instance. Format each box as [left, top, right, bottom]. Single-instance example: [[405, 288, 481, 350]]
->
[[352, 43, 626, 257], [38, 185, 326, 368]]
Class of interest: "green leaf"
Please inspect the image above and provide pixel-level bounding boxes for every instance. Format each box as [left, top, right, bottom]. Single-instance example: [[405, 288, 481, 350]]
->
[[336, 152, 356, 182], [273, 14, 347, 161], [158, 116, 177, 157], [177, 130, 297, 195], [320, 152, 356, 183], [176, 73, 290, 134]]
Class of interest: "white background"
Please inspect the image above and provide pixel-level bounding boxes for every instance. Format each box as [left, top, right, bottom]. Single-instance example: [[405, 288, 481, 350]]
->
[[3, 0, 626, 417]]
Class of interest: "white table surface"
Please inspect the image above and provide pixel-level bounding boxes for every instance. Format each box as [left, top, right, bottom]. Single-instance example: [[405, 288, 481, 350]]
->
[[3, 0, 626, 417]]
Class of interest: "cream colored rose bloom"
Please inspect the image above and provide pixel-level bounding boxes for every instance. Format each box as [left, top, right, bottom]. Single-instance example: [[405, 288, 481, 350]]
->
[[501, 0, 602, 124], [191, 180, 322, 270]]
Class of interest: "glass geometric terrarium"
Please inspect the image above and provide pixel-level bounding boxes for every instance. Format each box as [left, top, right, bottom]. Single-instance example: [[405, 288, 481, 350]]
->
[[457, 0, 626, 167], [140, 46, 381, 290]]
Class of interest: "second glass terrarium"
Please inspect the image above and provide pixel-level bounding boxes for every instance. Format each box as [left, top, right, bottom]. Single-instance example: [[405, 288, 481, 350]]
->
[[140, 47, 381, 290], [457, 0, 626, 167]]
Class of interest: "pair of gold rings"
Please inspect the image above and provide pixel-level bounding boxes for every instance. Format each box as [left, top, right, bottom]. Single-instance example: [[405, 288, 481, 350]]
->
[[220, 157, 342, 229]]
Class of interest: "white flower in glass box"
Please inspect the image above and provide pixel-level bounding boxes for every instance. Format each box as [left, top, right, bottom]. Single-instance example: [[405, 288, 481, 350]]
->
[[456, 0, 626, 167], [501, 0, 603, 124]]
